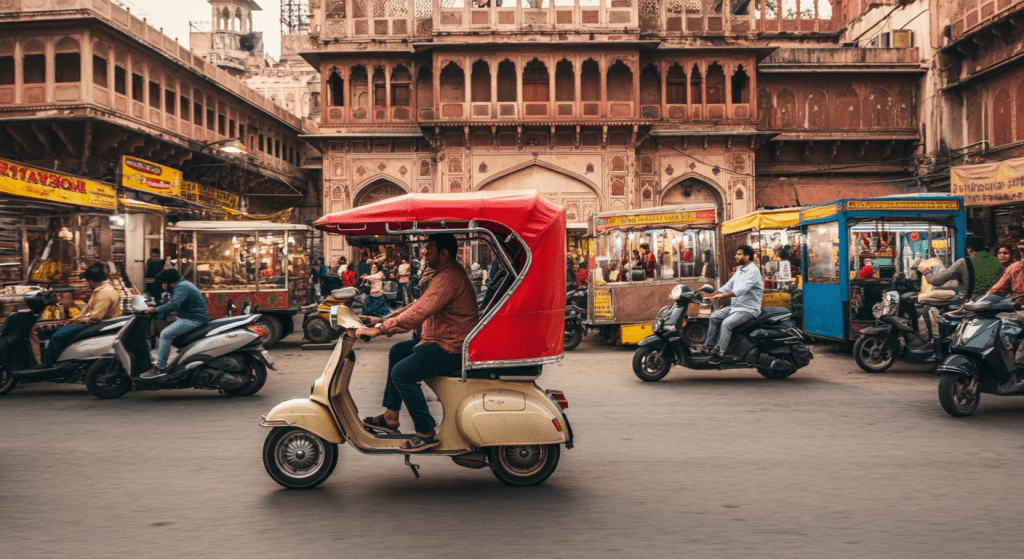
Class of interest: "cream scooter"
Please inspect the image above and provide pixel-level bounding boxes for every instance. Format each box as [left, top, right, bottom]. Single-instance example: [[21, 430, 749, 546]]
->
[[260, 305, 572, 489]]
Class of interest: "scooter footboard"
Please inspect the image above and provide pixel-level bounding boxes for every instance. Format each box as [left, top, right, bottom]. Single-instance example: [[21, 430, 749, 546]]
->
[[452, 382, 568, 448], [261, 398, 345, 444]]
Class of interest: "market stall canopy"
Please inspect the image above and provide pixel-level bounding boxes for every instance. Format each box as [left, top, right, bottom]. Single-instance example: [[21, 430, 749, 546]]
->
[[118, 197, 170, 214], [589, 204, 718, 235], [722, 208, 801, 235]]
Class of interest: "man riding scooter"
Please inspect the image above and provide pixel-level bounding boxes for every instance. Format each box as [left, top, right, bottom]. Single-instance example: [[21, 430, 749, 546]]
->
[[41, 265, 122, 365], [355, 233, 479, 452], [140, 268, 210, 381], [702, 245, 763, 365]]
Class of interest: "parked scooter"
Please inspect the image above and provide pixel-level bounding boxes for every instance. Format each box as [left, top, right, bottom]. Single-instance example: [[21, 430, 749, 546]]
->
[[83, 302, 275, 399], [632, 285, 813, 381], [853, 290, 963, 372], [564, 287, 587, 351], [302, 287, 359, 344], [934, 294, 1024, 416], [0, 290, 133, 395]]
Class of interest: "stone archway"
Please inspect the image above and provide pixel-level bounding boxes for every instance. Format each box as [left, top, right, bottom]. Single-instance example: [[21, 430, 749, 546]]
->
[[478, 164, 599, 224], [353, 178, 408, 207], [661, 176, 724, 210]]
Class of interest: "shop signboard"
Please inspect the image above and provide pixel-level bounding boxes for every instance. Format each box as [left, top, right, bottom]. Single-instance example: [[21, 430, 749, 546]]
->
[[0, 157, 116, 211], [594, 208, 716, 233], [120, 156, 182, 197], [951, 157, 1024, 207], [181, 181, 240, 210]]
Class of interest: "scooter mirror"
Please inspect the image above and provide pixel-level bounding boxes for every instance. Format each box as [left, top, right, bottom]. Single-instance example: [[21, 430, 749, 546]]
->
[[241, 302, 252, 315], [330, 304, 364, 329], [131, 295, 149, 312], [699, 284, 715, 293]]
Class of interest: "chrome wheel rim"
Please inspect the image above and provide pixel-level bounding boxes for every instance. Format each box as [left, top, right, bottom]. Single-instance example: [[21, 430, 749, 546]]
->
[[951, 377, 978, 410], [497, 445, 547, 477], [275, 432, 326, 479], [859, 337, 891, 366], [642, 350, 665, 374]]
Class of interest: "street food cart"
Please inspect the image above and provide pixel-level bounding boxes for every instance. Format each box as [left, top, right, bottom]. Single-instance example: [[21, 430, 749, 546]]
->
[[722, 208, 803, 322], [167, 221, 312, 347], [587, 204, 718, 345], [799, 195, 967, 341]]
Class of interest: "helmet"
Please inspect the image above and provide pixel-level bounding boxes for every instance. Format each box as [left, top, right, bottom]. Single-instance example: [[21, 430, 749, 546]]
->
[[155, 268, 181, 285]]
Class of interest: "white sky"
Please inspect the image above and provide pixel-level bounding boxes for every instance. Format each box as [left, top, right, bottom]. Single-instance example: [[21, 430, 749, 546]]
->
[[125, 0, 284, 60]]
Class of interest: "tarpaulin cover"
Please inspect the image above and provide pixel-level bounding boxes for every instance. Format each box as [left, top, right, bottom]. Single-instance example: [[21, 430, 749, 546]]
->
[[315, 191, 566, 364], [722, 208, 801, 235]]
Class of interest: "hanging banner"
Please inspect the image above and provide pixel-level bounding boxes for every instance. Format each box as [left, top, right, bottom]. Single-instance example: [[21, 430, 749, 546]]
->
[[951, 156, 1024, 207], [594, 209, 716, 233], [213, 207, 293, 223], [120, 156, 182, 197], [0, 157, 117, 211], [180, 181, 241, 210]]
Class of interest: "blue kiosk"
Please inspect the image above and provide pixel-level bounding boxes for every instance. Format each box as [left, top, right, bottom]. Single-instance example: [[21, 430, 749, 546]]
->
[[799, 195, 968, 341]]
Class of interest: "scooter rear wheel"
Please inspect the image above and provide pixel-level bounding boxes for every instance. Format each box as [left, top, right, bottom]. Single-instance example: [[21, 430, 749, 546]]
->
[[263, 427, 339, 489], [224, 361, 267, 397], [85, 358, 132, 400], [853, 335, 897, 373], [489, 444, 560, 487], [0, 365, 16, 395], [563, 323, 584, 352]]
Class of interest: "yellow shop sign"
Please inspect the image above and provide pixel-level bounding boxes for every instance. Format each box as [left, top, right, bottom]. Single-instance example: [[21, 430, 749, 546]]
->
[[121, 156, 182, 197], [846, 200, 960, 211], [0, 157, 116, 211]]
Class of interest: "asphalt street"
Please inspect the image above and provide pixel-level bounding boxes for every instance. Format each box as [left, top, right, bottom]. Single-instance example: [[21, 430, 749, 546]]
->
[[3, 328, 1024, 559]]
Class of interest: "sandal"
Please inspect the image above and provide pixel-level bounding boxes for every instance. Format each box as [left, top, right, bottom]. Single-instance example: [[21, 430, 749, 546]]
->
[[362, 414, 400, 434], [398, 433, 439, 452]]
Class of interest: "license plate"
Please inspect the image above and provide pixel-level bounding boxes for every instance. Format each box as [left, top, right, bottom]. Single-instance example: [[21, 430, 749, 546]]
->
[[261, 350, 274, 365]]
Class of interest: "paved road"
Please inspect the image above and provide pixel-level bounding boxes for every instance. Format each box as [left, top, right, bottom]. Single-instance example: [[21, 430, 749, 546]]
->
[[3, 331, 1024, 559]]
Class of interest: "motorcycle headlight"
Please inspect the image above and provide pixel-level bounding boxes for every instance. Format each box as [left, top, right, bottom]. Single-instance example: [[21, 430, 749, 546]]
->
[[670, 284, 682, 300], [872, 303, 885, 319]]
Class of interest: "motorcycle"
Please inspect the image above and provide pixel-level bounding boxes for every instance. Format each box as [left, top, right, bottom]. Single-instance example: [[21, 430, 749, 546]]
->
[[0, 290, 134, 395], [83, 304, 275, 399], [934, 294, 1024, 417], [853, 290, 963, 373], [632, 285, 813, 382], [302, 287, 359, 344], [260, 191, 573, 489], [564, 287, 587, 351]]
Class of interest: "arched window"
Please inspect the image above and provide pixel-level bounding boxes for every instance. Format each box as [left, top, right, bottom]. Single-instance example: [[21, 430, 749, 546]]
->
[[706, 63, 725, 104], [868, 87, 891, 128], [606, 61, 633, 102], [993, 87, 1012, 146], [234, 9, 242, 31], [777, 88, 796, 128], [639, 64, 661, 106], [731, 65, 749, 104], [350, 65, 368, 118], [392, 65, 411, 107], [327, 70, 344, 107], [522, 59, 549, 102], [497, 60, 516, 102], [54, 37, 81, 83], [807, 89, 827, 128], [836, 87, 860, 128], [416, 66, 433, 110], [690, 64, 702, 104], [581, 59, 601, 102], [471, 60, 491, 103], [372, 66, 386, 107], [440, 61, 466, 103], [555, 60, 574, 102], [666, 64, 686, 105]]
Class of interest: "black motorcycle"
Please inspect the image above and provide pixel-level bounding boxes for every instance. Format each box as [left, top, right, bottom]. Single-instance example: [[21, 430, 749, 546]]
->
[[934, 294, 1024, 417], [853, 290, 964, 373], [564, 287, 588, 351], [632, 285, 813, 382]]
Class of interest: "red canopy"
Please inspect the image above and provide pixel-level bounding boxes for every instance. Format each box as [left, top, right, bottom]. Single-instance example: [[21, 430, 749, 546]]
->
[[315, 191, 566, 365]]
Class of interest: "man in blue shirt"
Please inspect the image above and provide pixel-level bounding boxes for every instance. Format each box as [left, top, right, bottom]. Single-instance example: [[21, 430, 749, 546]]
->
[[140, 268, 211, 380], [703, 245, 763, 364]]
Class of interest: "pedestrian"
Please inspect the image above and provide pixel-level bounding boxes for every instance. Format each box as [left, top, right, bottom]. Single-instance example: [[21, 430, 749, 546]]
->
[[144, 248, 165, 297], [343, 262, 356, 287], [641, 243, 657, 279], [397, 256, 412, 305], [996, 244, 1014, 269], [469, 262, 484, 295], [361, 263, 389, 317]]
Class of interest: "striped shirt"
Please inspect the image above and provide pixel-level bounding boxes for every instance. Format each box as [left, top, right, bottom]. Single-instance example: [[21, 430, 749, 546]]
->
[[381, 259, 479, 354]]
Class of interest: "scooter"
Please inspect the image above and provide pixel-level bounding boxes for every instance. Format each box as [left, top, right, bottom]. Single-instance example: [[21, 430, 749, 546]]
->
[[302, 287, 359, 344], [0, 290, 134, 395], [632, 285, 813, 381], [261, 305, 572, 489], [853, 290, 963, 373], [564, 287, 587, 351], [934, 294, 1024, 417], [83, 302, 275, 399]]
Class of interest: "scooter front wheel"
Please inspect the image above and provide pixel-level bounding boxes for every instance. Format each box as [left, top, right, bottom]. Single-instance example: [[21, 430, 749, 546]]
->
[[263, 427, 339, 489], [938, 373, 981, 417], [489, 444, 560, 487], [85, 358, 132, 399], [632, 345, 671, 382], [0, 365, 16, 395], [853, 335, 897, 373]]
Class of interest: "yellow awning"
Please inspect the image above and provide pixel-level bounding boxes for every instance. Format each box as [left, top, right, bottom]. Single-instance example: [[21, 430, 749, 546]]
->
[[118, 197, 170, 214], [722, 208, 801, 235]]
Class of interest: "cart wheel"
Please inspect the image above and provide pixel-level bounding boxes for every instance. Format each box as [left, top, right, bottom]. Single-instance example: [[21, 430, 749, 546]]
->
[[254, 315, 283, 348], [0, 365, 17, 395], [304, 317, 335, 345]]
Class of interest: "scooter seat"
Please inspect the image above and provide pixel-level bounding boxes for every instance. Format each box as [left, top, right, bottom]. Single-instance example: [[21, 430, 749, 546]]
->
[[735, 307, 792, 334], [171, 315, 255, 348], [439, 364, 542, 380], [67, 316, 132, 345]]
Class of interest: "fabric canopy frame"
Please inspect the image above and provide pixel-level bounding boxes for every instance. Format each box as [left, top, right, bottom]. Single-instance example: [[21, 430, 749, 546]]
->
[[722, 208, 801, 236]]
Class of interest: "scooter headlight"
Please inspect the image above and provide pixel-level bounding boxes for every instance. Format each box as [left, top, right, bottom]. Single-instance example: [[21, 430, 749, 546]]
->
[[872, 303, 885, 319], [670, 284, 682, 300]]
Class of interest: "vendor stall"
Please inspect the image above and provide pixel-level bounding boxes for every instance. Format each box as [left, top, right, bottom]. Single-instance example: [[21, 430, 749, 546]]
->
[[722, 207, 803, 319], [799, 195, 967, 341], [587, 204, 719, 345]]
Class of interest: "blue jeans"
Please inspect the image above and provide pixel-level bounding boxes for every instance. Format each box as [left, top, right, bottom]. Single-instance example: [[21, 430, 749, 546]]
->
[[382, 339, 462, 433], [704, 307, 756, 355], [156, 318, 205, 370], [42, 323, 88, 364]]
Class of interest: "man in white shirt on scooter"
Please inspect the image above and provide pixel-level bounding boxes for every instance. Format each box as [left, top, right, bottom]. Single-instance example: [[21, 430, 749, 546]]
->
[[702, 245, 763, 365]]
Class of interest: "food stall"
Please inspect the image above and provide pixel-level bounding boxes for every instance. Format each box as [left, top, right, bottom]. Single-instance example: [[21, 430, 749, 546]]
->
[[799, 195, 967, 341], [587, 204, 719, 345], [722, 207, 803, 322], [167, 221, 312, 347]]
